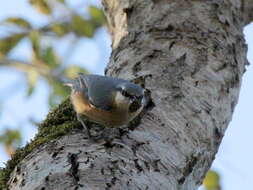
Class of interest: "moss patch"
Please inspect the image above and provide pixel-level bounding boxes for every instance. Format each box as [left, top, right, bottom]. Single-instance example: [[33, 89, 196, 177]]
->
[[0, 98, 82, 189]]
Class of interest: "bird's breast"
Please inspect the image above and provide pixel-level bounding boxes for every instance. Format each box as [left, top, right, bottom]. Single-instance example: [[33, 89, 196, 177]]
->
[[71, 91, 136, 127]]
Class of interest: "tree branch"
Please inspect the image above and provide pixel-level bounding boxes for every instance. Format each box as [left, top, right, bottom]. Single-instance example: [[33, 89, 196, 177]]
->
[[0, 58, 64, 83]]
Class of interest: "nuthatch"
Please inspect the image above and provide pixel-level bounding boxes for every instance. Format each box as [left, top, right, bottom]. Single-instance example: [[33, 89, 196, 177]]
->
[[65, 74, 147, 137]]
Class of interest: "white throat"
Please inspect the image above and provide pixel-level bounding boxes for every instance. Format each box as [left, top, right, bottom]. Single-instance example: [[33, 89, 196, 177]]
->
[[115, 92, 131, 111], [114, 91, 144, 123]]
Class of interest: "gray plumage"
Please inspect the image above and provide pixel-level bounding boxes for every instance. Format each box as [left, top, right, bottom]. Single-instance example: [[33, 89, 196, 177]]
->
[[69, 74, 144, 111], [65, 74, 147, 139]]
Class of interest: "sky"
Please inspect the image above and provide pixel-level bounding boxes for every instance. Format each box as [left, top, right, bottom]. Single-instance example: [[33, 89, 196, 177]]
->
[[0, 1, 253, 190]]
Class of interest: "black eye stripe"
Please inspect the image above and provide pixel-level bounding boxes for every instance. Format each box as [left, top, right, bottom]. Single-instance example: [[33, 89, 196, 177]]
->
[[122, 90, 133, 98], [121, 88, 144, 100]]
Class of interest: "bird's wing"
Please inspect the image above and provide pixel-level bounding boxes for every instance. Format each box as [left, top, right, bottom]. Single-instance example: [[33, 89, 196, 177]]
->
[[80, 74, 114, 111]]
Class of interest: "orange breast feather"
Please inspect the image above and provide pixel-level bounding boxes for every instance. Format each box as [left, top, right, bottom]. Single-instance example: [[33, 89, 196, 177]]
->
[[71, 91, 128, 127]]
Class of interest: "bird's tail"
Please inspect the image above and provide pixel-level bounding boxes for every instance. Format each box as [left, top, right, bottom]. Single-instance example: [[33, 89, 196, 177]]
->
[[62, 73, 88, 89]]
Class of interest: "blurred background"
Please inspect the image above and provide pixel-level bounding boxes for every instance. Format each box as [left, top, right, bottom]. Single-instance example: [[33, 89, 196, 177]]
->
[[0, 1, 252, 190]]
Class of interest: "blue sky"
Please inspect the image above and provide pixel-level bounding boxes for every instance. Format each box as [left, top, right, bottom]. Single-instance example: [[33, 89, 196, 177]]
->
[[0, 1, 253, 190]]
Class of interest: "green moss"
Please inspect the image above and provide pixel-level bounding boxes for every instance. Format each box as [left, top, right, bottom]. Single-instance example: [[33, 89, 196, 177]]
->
[[0, 98, 81, 189]]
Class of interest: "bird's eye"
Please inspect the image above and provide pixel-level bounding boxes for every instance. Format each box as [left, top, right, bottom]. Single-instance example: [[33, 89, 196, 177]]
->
[[121, 90, 127, 96], [121, 90, 132, 98]]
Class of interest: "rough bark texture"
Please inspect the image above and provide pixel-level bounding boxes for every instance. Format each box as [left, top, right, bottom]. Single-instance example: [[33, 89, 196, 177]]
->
[[7, 0, 248, 190], [243, 0, 253, 25]]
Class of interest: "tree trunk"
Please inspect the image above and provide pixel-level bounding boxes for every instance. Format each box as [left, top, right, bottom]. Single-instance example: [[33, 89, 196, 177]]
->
[[6, 0, 251, 190]]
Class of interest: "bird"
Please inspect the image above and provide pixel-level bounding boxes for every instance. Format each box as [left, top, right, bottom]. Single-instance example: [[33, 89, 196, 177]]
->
[[65, 73, 148, 138]]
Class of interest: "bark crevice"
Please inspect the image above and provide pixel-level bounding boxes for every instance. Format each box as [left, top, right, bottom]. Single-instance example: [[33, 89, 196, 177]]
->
[[67, 153, 80, 186]]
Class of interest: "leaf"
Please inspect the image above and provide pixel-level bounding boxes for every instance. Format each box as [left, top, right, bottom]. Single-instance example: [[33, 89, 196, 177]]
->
[[5, 17, 31, 29], [27, 85, 35, 97], [29, 30, 41, 61], [0, 34, 25, 57], [203, 170, 221, 190], [0, 129, 22, 156], [64, 65, 89, 79], [71, 15, 95, 37], [41, 47, 59, 68], [57, 0, 65, 3], [27, 68, 39, 96], [29, 0, 51, 15], [89, 6, 106, 26], [50, 24, 69, 37]]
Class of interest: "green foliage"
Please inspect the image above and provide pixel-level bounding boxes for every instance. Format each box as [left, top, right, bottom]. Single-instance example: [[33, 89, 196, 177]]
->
[[41, 47, 59, 68], [71, 15, 95, 37], [29, 0, 51, 15], [0, 34, 25, 57], [89, 6, 106, 27], [26, 68, 39, 96], [64, 65, 89, 79], [4, 18, 31, 29], [0, 129, 21, 147], [50, 23, 69, 37], [29, 30, 41, 61], [203, 170, 221, 190], [0, 129, 22, 156]]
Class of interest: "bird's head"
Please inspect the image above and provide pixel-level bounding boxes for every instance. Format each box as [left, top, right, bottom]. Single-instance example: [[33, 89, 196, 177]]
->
[[115, 82, 147, 113]]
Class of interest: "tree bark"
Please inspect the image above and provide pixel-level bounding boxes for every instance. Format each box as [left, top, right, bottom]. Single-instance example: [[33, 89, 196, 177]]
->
[[242, 0, 253, 25], [7, 0, 248, 190]]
